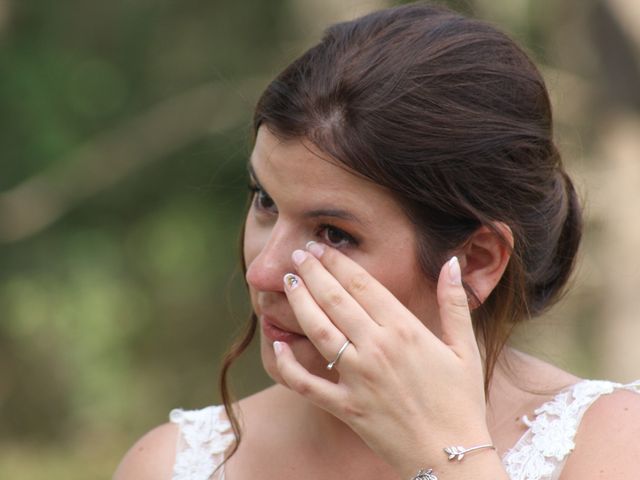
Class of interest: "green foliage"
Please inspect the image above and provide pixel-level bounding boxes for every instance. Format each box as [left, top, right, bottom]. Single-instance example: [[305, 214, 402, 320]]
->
[[1, 0, 637, 478], [0, 0, 284, 476]]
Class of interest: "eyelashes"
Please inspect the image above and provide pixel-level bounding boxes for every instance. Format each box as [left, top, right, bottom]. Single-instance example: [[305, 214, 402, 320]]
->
[[247, 183, 359, 248], [316, 223, 358, 248], [248, 183, 275, 212]]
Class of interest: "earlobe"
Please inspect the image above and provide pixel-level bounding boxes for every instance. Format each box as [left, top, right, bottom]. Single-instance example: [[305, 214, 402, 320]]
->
[[459, 222, 513, 306]]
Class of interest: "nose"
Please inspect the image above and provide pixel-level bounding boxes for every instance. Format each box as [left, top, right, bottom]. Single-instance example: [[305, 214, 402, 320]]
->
[[245, 222, 300, 293]]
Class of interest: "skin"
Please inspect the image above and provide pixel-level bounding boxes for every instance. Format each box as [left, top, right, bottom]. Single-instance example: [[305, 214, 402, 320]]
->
[[242, 126, 506, 479], [114, 126, 640, 480], [244, 126, 441, 387]]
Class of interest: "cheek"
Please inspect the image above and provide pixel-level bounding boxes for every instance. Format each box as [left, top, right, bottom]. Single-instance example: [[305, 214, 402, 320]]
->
[[360, 251, 437, 323]]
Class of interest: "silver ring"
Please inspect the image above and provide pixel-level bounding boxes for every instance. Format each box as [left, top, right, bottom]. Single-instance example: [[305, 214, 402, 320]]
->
[[326, 340, 351, 370]]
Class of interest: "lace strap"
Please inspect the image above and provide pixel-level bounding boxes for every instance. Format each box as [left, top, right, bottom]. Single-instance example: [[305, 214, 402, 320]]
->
[[502, 380, 640, 480], [170, 405, 235, 480]]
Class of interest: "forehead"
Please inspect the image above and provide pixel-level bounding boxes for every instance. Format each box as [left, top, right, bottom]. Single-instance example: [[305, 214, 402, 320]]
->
[[250, 126, 402, 220]]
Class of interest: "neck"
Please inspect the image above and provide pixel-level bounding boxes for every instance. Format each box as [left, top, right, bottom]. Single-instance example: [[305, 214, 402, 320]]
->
[[273, 384, 385, 461]]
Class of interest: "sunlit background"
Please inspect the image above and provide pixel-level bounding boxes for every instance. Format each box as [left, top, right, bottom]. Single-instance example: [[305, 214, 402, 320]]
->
[[1, 0, 639, 478]]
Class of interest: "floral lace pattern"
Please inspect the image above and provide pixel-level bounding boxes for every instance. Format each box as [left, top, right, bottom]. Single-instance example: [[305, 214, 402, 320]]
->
[[502, 380, 640, 480], [170, 405, 234, 480], [169, 380, 640, 480]]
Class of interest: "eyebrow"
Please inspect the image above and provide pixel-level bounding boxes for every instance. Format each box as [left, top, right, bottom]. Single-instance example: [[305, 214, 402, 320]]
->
[[304, 208, 365, 225], [247, 162, 367, 226]]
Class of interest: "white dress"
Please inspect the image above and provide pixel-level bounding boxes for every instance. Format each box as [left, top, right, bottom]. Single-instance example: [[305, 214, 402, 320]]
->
[[169, 379, 640, 480]]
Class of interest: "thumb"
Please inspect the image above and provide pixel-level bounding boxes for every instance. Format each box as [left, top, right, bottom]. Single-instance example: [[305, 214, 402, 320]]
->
[[436, 256, 476, 355]]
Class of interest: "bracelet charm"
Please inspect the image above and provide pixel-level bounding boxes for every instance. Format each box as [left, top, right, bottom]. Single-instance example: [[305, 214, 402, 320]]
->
[[444, 443, 496, 461], [412, 468, 438, 480], [411, 442, 495, 479]]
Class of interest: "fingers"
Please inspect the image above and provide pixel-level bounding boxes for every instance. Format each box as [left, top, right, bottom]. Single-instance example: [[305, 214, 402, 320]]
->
[[436, 256, 477, 356], [272, 340, 344, 411], [303, 242, 419, 329], [290, 248, 375, 343], [283, 271, 357, 365], [297, 242, 475, 357]]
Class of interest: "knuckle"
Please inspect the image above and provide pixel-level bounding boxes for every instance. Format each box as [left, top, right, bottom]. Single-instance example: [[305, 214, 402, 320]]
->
[[368, 340, 391, 366], [451, 296, 470, 310], [290, 377, 312, 396], [347, 272, 369, 295], [322, 288, 344, 308], [341, 401, 365, 420], [446, 289, 469, 309], [393, 321, 415, 342], [449, 308, 470, 324], [310, 325, 332, 344], [359, 364, 379, 385]]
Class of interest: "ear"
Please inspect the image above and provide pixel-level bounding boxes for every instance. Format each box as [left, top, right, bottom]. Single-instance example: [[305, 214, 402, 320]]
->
[[458, 222, 513, 307]]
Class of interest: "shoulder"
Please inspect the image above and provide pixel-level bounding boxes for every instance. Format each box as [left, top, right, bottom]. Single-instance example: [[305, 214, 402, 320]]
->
[[113, 422, 179, 480], [113, 404, 236, 480], [560, 382, 640, 479], [112, 389, 287, 480]]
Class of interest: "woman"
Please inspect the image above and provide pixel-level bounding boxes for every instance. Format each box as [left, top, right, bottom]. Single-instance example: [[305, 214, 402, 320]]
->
[[115, 3, 640, 479]]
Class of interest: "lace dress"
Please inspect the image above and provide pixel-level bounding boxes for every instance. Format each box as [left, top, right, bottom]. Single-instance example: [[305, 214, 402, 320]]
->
[[169, 379, 640, 480]]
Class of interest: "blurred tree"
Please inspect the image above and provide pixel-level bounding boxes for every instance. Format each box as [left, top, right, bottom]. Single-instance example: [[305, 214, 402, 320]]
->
[[0, 0, 639, 478]]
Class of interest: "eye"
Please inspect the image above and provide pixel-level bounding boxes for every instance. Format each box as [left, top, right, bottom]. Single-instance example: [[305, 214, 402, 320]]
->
[[317, 224, 358, 249], [248, 184, 277, 214]]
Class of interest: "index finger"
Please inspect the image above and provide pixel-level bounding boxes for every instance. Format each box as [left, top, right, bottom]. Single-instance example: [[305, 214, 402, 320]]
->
[[292, 249, 375, 344], [305, 241, 427, 330]]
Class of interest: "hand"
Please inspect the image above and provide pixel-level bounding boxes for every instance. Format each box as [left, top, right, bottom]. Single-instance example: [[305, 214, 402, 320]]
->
[[273, 242, 492, 476]]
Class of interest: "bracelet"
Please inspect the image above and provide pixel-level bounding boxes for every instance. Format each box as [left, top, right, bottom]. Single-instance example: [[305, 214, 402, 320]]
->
[[444, 443, 495, 461], [410, 443, 496, 480], [412, 469, 438, 480]]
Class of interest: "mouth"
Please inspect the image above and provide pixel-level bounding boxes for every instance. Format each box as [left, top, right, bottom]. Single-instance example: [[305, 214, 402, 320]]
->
[[260, 315, 307, 343]]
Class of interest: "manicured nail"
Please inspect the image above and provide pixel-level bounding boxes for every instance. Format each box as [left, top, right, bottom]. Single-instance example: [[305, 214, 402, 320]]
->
[[273, 341, 284, 355], [306, 241, 325, 258], [283, 273, 300, 290], [448, 256, 462, 286], [292, 249, 308, 266]]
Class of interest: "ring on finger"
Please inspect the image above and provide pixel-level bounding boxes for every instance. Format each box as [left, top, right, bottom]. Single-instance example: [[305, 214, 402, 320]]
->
[[327, 340, 351, 370]]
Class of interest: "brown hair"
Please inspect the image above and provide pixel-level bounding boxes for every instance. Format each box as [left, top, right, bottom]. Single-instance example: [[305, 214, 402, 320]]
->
[[218, 1, 582, 460]]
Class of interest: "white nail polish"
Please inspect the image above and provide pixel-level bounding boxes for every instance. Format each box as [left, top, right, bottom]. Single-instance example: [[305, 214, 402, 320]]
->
[[292, 249, 307, 265], [306, 241, 325, 258], [448, 256, 462, 286]]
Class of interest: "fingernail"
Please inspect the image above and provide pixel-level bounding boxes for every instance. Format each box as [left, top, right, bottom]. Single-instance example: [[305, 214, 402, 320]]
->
[[448, 256, 462, 286], [283, 273, 299, 290], [306, 241, 325, 258], [292, 249, 308, 266], [273, 341, 284, 355]]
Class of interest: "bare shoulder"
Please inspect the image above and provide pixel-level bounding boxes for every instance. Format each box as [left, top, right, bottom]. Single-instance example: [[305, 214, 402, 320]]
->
[[113, 422, 178, 480], [560, 386, 640, 479]]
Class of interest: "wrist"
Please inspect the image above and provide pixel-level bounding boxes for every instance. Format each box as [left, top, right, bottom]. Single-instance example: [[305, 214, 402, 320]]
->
[[398, 435, 503, 480], [405, 449, 508, 480]]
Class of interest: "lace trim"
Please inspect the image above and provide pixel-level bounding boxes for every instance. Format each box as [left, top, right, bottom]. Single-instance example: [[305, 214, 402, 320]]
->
[[168, 380, 640, 480], [170, 405, 234, 480], [502, 379, 640, 480]]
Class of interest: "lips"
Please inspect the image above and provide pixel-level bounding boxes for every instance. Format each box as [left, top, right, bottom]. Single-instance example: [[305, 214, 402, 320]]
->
[[260, 315, 306, 343]]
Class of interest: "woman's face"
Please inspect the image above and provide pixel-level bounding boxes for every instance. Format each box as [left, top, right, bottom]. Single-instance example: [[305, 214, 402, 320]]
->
[[244, 125, 440, 384]]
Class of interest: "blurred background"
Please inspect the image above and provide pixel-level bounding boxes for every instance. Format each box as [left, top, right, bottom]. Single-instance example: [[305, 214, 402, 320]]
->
[[1, 0, 639, 478]]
